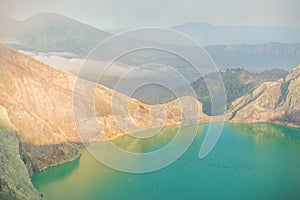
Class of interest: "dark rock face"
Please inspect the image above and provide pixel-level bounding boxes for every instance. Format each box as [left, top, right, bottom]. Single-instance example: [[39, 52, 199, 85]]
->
[[228, 65, 300, 127], [18, 141, 39, 177], [20, 142, 80, 176], [0, 126, 43, 200], [18, 140, 79, 177], [0, 100, 78, 199]]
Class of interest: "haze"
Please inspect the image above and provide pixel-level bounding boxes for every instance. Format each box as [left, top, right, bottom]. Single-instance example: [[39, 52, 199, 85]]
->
[[0, 0, 299, 30]]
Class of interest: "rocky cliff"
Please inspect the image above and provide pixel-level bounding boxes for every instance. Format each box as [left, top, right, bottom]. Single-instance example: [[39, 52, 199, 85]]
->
[[228, 65, 300, 127], [0, 125, 43, 200], [0, 105, 43, 199]]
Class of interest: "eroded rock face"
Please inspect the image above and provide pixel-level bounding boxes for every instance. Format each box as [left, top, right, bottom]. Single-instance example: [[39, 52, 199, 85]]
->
[[0, 44, 208, 141], [228, 65, 300, 127], [0, 126, 43, 200], [0, 44, 208, 171]]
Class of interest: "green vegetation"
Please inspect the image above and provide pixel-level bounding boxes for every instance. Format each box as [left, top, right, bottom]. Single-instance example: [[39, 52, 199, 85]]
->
[[190, 68, 288, 115]]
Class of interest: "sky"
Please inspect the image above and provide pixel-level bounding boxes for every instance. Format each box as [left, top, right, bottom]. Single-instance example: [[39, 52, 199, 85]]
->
[[0, 0, 300, 30]]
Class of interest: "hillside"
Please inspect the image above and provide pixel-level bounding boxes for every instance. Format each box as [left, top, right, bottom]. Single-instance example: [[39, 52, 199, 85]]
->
[[3, 13, 111, 55], [144, 68, 288, 115], [0, 43, 208, 163], [0, 44, 209, 199], [228, 65, 300, 127], [190, 68, 288, 115]]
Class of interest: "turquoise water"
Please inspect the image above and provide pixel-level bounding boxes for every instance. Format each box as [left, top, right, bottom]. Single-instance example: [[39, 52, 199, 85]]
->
[[32, 123, 300, 200]]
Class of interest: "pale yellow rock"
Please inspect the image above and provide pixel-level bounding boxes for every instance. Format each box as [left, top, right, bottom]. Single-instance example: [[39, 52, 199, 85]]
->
[[0, 43, 209, 161], [228, 65, 300, 127]]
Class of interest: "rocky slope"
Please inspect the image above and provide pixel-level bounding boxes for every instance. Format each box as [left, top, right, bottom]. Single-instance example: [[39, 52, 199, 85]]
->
[[228, 65, 300, 127], [0, 125, 43, 200], [0, 44, 209, 198], [0, 105, 42, 199], [188, 68, 288, 115], [0, 43, 208, 153]]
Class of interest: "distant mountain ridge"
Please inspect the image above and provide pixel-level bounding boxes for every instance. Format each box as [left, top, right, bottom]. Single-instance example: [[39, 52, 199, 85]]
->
[[171, 22, 300, 45], [2, 12, 112, 55], [1, 13, 300, 70], [206, 42, 300, 69]]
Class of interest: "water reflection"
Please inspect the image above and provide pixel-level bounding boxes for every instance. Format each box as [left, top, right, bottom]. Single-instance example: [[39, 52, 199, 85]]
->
[[32, 157, 80, 186], [228, 122, 300, 142], [111, 124, 205, 153]]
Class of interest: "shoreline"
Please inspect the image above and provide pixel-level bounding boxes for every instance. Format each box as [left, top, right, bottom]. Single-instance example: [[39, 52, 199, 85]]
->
[[229, 120, 300, 129], [36, 153, 82, 175], [29, 120, 300, 199], [33, 120, 300, 175]]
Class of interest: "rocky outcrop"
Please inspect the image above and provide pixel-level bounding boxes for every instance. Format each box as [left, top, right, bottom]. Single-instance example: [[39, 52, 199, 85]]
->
[[0, 125, 43, 200], [0, 105, 41, 199], [228, 65, 300, 127]]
